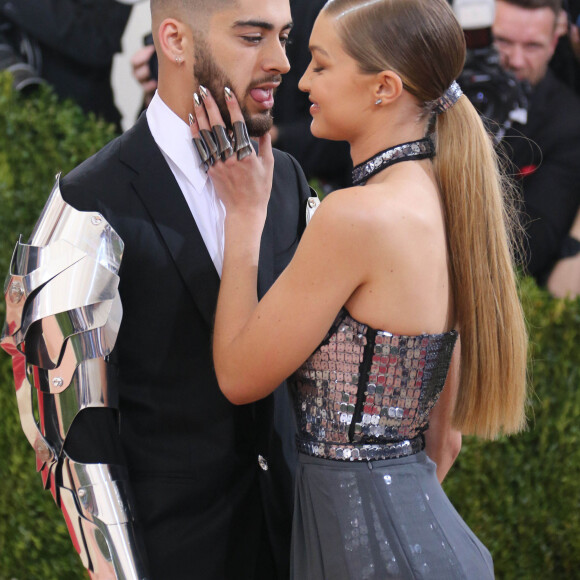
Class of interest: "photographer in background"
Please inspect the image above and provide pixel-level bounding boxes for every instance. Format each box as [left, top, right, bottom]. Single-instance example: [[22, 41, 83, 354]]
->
[[0, 0, 132, 129], [493, 0, 580, 286], [131, 32, 157, 111]]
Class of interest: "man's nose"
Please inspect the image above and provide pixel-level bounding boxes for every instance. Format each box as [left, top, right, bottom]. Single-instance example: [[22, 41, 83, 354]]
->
[[262, 39, 290, 74], [505, 45, 526, 70]]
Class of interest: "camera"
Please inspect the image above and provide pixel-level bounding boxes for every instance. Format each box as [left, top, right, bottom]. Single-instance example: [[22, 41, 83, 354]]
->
[[565, 0, 580, 25], [144, 32, 158, 82], [450, 0, 530, 141], [0, 17, 43, 92]]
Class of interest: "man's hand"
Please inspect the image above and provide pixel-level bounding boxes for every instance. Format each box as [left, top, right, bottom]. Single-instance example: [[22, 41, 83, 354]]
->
[[130, 45, 157, 107]]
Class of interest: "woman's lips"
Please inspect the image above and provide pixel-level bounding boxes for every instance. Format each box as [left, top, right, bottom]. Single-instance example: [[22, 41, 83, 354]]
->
[[309, 101, 320, 115]]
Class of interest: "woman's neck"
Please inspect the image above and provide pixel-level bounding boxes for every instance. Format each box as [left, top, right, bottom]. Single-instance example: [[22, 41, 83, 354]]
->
[[349, 123, 428, 167]]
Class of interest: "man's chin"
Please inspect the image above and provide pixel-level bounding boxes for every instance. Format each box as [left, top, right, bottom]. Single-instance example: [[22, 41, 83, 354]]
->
[[245, 111, 274, 138]]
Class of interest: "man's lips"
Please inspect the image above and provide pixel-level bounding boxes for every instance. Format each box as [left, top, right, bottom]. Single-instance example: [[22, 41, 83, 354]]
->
[[249, 83, 279, 108]]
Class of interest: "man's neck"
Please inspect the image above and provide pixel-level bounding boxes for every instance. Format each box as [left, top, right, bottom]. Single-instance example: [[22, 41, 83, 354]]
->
[[157, 75, 196, 125]]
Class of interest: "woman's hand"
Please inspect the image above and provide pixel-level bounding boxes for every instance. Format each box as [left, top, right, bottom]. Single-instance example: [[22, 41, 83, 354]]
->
[[190, 86, 274, 224]]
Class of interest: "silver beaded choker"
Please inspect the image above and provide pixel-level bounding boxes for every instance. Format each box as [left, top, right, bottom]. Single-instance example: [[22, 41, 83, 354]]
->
[[351, 137, 435, 186]]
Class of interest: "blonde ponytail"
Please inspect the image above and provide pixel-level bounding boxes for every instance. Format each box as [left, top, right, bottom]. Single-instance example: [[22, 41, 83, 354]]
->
[[433, 97, 527, 437]]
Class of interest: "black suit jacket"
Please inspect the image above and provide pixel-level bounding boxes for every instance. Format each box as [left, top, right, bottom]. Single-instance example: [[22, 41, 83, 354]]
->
[[59, 114, 311, 579], [500, 70, 580, 282]]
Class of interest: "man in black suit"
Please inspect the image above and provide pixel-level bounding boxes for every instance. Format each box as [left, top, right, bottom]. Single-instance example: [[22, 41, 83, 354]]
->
[[3, 0, 311, 577], [493, 0, 580, 282]]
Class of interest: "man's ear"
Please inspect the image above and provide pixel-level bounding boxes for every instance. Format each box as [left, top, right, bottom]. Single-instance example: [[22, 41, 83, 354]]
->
[[156, 18, 188, 64]]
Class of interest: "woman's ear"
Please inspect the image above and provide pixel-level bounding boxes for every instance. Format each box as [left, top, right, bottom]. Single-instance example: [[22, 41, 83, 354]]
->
[[373, 70, 404, 106]]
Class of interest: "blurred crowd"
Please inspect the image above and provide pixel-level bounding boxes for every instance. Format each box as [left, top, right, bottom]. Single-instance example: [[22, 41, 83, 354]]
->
[[0, 0, 132, 129], [0, 0, 578, 297], [493, 0, 580, 299]]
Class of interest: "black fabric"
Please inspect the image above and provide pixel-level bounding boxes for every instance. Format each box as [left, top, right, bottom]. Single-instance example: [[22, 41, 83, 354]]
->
[[550, 32, 580, 96], [62, 408, 124, 465], [58, 113, 311, 579], [0, 0, 131, 127], [499, 70, 580, 283], [272, 0, 352, 189]]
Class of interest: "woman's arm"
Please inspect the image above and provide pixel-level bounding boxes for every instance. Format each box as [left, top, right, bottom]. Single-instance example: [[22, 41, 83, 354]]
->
[[192, 89, 369, 404], [423, 338, 462, 483]]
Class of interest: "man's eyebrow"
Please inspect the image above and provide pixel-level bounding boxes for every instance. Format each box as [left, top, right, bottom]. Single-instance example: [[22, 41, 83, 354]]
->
[[232, 20, 293, 31]]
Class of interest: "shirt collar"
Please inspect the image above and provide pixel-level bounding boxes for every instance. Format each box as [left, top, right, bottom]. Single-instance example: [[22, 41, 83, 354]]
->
[[146, 91, 209, 192]]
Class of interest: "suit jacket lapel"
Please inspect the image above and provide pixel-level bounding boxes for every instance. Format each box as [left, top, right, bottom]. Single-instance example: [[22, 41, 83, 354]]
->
[[120, 115, 220, 329]]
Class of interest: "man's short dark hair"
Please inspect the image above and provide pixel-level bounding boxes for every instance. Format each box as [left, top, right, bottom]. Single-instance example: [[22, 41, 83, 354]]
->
[[151, 0, 236, 31], [151, 0, 235, 17], [497, 0, 562, 16]]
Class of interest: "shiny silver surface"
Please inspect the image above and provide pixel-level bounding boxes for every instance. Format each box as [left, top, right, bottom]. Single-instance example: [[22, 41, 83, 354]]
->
[[232, 120, 252, 161], [1, 178, 123, 466], [212, 124, 234, 160], [28, 177, 123, 271], [60, 458, 148, 579], [258, 454, 269, 472], [192, 136, 211, 172], [290, 309, 457, 455], [306, 195, 320, 226], [15, 364, 56, 472], [15, 259, 120, 349], [1, 177, 147, 578], [51, 358, 113, 448], [200, 129, 220, 165], [351, 138, 435, 186]]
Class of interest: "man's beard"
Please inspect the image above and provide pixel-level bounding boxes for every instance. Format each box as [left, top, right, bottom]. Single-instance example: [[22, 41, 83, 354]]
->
[[193, 38, 278, 137]]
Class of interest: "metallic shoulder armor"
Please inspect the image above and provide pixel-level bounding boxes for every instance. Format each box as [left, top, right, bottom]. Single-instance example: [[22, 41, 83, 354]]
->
[[1, 177, 148, 579]]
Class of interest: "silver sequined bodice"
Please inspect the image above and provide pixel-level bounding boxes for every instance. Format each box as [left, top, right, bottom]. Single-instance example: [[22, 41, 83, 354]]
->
[[289, 309, 458, 461]]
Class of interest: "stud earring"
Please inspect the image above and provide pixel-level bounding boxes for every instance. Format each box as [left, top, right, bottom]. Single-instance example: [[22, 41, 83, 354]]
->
[[375, 99, 382, 105], [175, 55, 183, 63]]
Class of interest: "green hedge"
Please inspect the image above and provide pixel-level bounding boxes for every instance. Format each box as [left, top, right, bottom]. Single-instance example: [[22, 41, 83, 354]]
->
[[1, 72, 579, 579], [444, 277, 580, 579]]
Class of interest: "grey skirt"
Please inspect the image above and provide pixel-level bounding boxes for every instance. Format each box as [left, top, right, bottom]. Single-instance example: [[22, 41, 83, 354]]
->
[[291, 451, 494, 580]]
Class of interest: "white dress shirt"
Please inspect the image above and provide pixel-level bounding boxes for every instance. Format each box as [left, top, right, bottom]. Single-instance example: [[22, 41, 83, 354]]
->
[[146, 91, 226, 276]]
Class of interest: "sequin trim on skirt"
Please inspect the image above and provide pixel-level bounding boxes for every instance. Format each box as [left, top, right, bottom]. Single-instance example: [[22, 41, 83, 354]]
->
[[297, 434, 424, 462]]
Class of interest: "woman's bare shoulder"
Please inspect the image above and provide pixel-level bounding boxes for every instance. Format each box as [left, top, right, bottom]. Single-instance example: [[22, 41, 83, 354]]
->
[[315, 179, 440, 243]]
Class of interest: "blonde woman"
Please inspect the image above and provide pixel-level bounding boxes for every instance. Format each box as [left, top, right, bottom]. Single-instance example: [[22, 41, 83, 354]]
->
[[191, 0, 527, 577]]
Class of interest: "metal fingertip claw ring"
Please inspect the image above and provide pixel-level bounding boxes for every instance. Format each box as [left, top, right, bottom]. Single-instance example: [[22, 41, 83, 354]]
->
[[212, 125, 234, 160], [192, 137, 211, 172], [232, 121, 252, 161], [200, 129, 220, 165]]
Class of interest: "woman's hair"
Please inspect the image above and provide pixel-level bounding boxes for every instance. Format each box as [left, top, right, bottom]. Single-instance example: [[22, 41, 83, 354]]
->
[[323, 0, 527, 438]]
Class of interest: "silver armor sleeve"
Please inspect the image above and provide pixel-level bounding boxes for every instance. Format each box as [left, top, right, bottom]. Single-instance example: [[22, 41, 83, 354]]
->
[[1, 177, 148, 579]]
